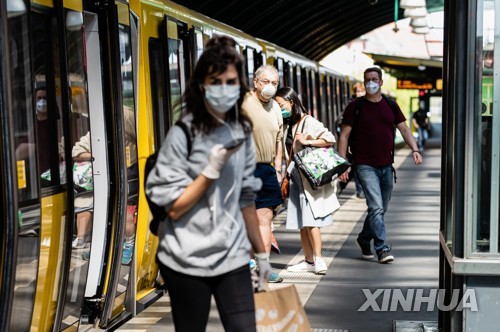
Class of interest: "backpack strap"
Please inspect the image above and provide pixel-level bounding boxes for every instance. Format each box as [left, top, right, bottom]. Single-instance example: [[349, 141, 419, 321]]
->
[[174, 120, 192, 155], [381, 95, 399, 164]]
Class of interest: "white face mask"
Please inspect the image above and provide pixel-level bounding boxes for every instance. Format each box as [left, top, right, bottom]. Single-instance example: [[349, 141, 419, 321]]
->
[[204, 84, 241, 113], [365, 81, 380, 95], [261, 84, 277, 99], [36, 99, 47, 114]]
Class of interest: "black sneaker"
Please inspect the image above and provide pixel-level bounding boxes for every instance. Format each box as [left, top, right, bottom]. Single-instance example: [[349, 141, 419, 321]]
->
[[355, 238, 374, 259], [377, 250, 394, 264]]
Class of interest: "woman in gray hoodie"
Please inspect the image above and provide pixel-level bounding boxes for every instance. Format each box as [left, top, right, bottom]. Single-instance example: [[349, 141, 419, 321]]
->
[[145, 35, 271, 331]]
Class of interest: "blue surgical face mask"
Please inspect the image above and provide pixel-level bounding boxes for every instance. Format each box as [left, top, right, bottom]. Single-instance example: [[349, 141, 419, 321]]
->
[[204, 84, 241, 113], [281, 108, 291, 119]]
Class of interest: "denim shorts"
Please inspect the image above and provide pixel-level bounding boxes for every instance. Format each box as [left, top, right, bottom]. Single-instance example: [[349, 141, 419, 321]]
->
[[254, 163, 283, 209]]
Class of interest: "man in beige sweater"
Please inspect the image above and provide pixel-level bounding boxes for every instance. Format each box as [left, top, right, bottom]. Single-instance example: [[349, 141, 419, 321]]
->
[[242, 65, 284, 283]]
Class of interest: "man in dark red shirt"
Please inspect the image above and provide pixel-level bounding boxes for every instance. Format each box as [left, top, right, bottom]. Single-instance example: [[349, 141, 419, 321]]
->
[[338, 67, 423, 264]]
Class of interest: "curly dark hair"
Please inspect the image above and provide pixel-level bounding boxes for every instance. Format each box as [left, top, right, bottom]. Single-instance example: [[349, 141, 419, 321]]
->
[[182, 35, 252, 134]]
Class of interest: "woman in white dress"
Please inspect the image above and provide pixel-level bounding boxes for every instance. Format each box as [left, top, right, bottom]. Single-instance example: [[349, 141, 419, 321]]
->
[[275, 87, 340, 275]]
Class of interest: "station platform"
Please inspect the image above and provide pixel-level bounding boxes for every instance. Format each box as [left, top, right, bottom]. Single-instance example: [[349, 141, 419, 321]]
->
[[118, 138, 441, 332]]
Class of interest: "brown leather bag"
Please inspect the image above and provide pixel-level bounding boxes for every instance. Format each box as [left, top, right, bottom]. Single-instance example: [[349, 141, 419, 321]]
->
[[280, 115, 306, 199], [281, 176, 290, 199]]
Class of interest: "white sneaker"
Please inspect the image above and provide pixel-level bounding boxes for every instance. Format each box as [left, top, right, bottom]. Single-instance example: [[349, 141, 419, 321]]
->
[[72, 237, 85, 249], [287, 260, 315, 273], [314, 257, 327, 275]]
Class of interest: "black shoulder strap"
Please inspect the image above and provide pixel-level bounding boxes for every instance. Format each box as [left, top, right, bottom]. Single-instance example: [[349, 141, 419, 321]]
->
[[381, 94, 399, 164], [381, 94, 398, 122], [175, 120, 192, 155], [354, 96, 366, 117]]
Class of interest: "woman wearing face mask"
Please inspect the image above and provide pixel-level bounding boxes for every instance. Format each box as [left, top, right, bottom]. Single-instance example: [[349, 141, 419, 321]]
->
[[275, 87, 339, 275], [145, 35, 270, 332]]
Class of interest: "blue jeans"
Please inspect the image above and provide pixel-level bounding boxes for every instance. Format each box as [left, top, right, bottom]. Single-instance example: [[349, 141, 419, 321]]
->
[[355, 165, 394, 253], [416, 127, 428, 150]]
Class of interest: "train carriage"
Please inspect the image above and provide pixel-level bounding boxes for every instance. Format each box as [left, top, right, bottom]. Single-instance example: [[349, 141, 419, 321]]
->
[[0, 0, 351, 330]]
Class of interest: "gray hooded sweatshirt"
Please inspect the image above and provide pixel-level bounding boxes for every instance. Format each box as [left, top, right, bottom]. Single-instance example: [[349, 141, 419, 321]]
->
[[145, 114, 262, 277]]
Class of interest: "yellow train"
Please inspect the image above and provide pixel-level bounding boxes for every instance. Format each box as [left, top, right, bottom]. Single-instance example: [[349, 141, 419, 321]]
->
[[0, 0, 354, 330]]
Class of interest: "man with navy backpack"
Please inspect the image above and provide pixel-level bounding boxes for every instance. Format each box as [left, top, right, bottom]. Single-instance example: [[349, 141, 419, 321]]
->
[[338, 67, 423, 264]]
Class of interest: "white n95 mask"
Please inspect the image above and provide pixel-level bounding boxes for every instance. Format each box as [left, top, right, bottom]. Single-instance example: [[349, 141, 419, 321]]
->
[[261, 84, 277, 99], [205, 84, 241, 113], [36, 99, 48, 114], [365, 81, 380, 95]]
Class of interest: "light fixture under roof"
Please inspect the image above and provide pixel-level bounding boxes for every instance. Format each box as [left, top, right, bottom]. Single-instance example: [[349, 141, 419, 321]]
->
[[410, 17, 429, 28], [400, 0, 426, 9], [66, 11, 83, 31], [7, 0, 27, 18], [404, 7, 428, 18], [412, 26, 430, 34]]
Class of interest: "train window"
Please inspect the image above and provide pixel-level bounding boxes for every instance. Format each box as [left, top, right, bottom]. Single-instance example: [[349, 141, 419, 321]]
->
[[148, 38, 169, 147], [318, 73, 327, 128], [295, 65, 302, 101], [8, 6, 39, 332], [244, 47, 255, 89], [329, 77, 338, 135], [276, 57, 285, 87], [31, 13, 66, 192], [310, 70, 318, 118], [167, 38, 183, 123], [175, 21, 190, 91], [193, 28, 204, 63], [285, 62, 294, 89], [11, 11, 38, 203], [257, 51, 265, 70]]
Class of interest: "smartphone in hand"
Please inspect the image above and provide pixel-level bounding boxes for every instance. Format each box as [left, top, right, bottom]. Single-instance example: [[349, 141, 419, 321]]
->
[[224, 137, 245, 150]]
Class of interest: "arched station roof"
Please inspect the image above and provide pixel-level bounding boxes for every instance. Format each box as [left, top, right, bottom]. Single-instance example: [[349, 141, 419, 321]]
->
[[171, 0, 444, 62]]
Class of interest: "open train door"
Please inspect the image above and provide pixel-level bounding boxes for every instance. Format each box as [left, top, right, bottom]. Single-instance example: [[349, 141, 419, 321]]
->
[[77, 1, 139, 329]]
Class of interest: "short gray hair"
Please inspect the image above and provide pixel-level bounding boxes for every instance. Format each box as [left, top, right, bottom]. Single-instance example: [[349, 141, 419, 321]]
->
[[255, 65, 278, 79]]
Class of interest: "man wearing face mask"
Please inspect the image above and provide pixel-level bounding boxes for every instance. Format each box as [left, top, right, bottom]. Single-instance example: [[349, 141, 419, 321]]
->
[[241, 65, 284, 283], [338, 67, 422, 264]]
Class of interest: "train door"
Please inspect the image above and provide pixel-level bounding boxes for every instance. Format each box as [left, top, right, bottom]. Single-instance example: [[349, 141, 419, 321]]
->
[[93, 1, 139, 328], [56, 4, 97, 330], [2, 0, 89, 330], [133, 9, 170, 308]]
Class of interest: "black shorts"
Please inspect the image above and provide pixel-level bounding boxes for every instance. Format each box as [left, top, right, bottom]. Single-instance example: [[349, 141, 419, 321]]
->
[[254, 163, 283, 209]]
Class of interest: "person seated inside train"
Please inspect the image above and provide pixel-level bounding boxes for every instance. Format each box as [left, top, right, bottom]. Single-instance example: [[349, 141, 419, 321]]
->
[[72, 131, 93, 250], [15, 84, 64, 188]]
